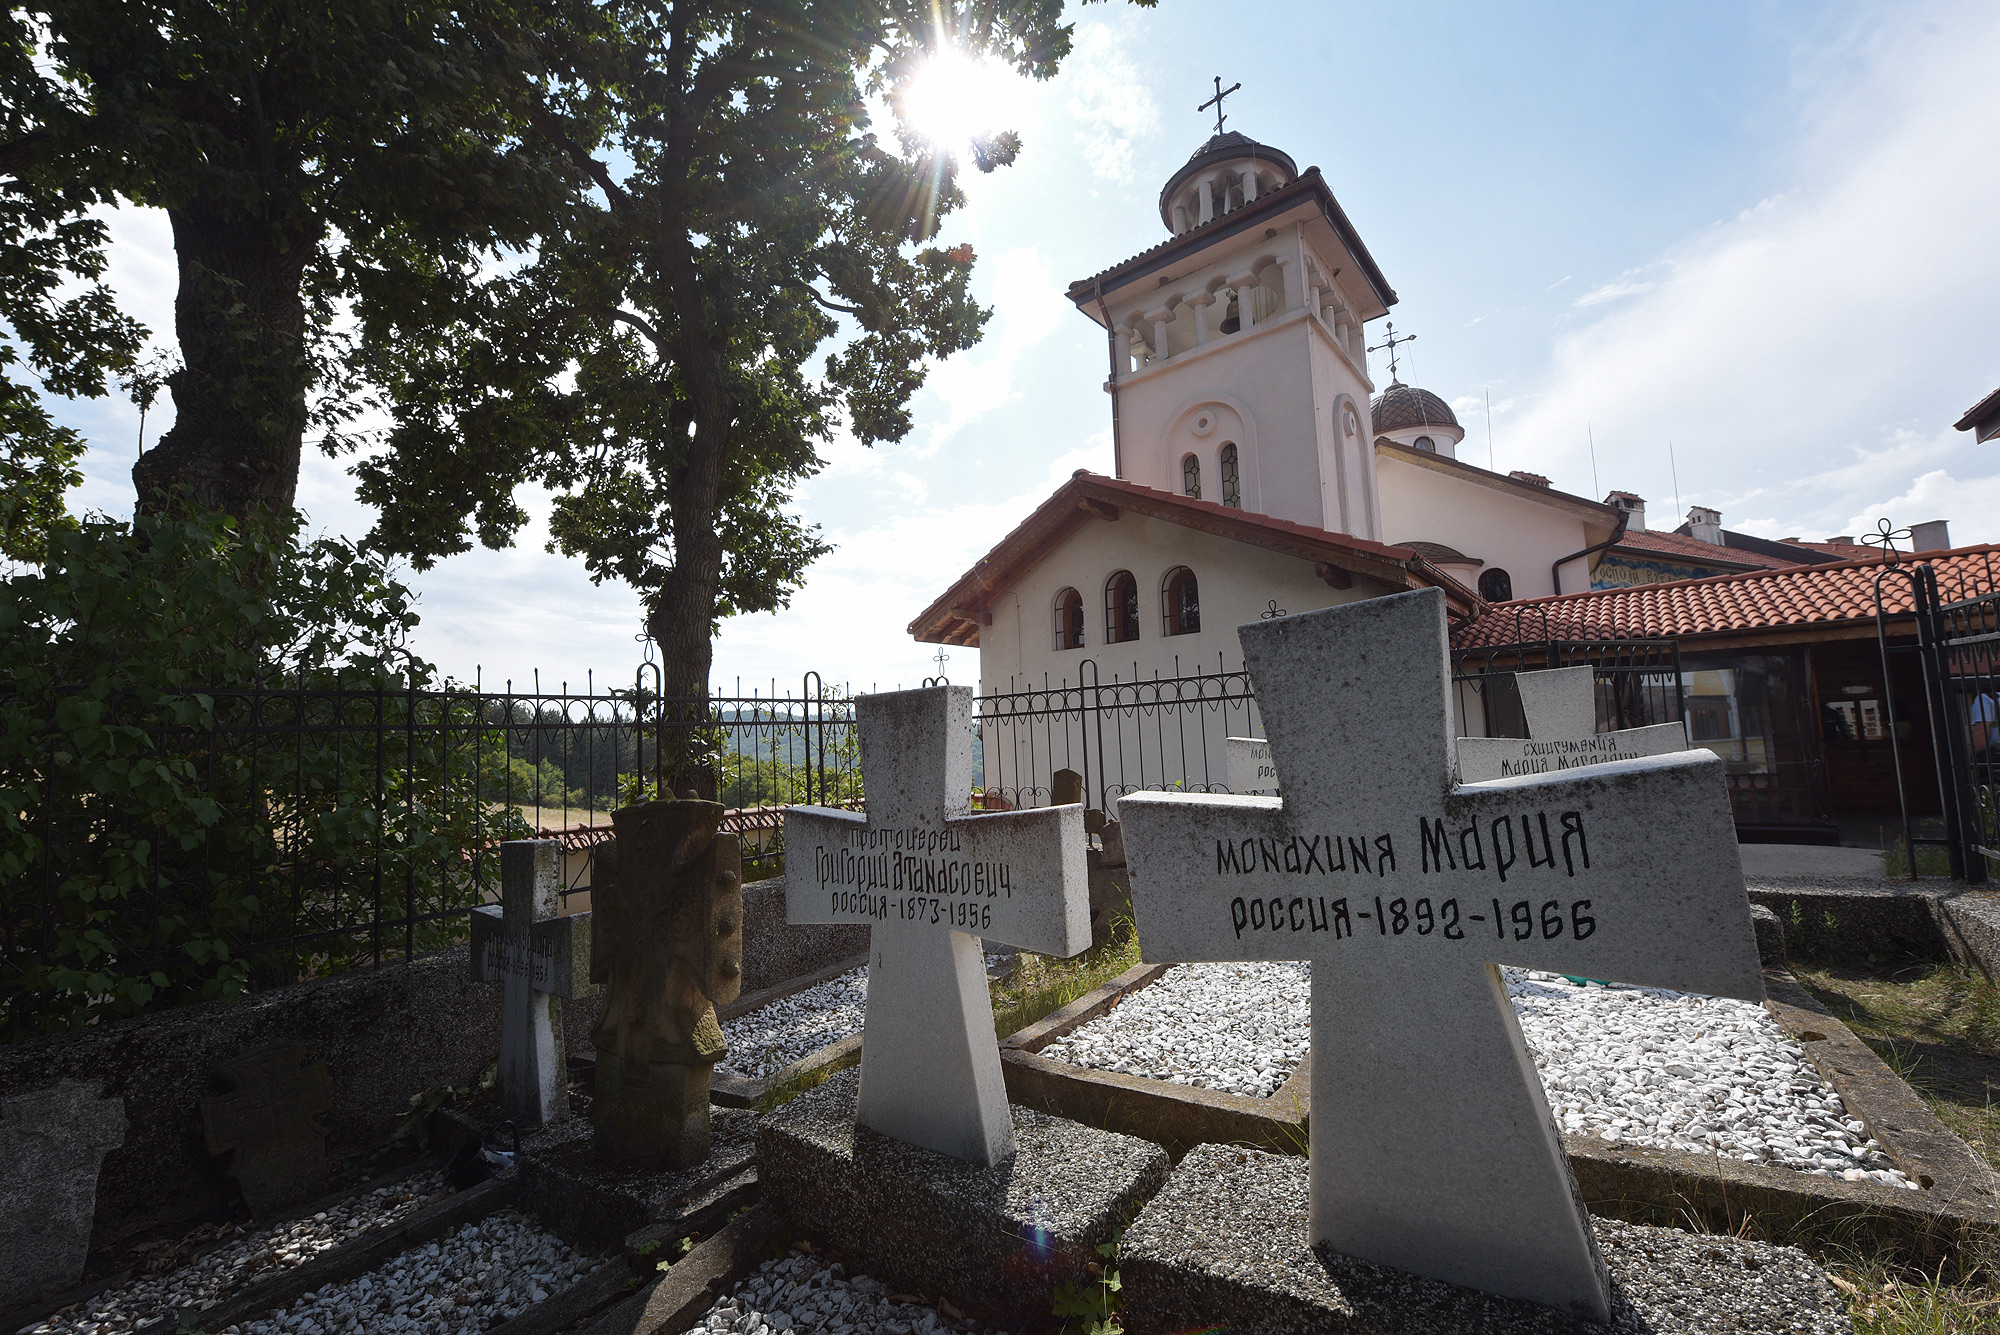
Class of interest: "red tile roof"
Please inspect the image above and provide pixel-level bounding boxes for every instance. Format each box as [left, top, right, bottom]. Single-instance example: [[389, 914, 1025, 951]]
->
[[1611, 529, 1803, 571], [1453, 545, 2000, 649], [910, 472, 1482, 646]]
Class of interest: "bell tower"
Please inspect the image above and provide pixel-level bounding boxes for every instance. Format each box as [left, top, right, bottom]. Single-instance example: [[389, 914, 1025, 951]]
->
[[1064, 126, 1397, 540]]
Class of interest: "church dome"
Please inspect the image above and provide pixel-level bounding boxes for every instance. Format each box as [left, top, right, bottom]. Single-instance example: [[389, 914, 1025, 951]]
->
[[1371, 382, 1460, 434], [1158, 132, 1300, 232]]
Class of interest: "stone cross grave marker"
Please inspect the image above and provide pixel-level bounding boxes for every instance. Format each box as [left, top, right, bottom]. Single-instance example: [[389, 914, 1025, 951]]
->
[[1458, 663, 1688, 783], [1226, 736, 1278, 793], [0, 1080, 126, 1308], [200, 1042, 332, 1217], [1118, 588, 1761, 1322], [785, 686, 1090, 1166], [470, 841, 593, 1127]]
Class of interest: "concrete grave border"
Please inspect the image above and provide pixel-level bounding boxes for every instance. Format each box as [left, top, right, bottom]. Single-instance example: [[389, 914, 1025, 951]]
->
[[999, 959, 2000, 1266]]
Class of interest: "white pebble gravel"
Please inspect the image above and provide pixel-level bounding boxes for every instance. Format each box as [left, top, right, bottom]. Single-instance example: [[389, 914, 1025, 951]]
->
[[720, 968, 869, 1079], [1041, 962, 1917, 1188], [22, 1172, 451, 1335], [693, 1251, 1004, 1335], [1039, 962, 1310, 1097], [224, 1208, 598, 1335], [717, 959, 1005, 1081]]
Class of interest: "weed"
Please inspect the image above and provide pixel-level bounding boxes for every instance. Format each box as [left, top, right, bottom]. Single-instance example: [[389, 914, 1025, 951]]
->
[[991, 916, 1142, 1040], [1883, 841, 1956, 878], [1053, 1236, 1125, 1334]]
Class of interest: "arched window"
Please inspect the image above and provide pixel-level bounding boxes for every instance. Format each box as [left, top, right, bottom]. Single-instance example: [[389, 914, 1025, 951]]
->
[[1162, 567, 1200, 636], [1181, 453, 1202, 499], [1219, 443, 1241, 508], [1052, 587, 1085, 650], [1479, 568, 1514, 602], [1104, 571, 1140, 643], [1413, 435, 1435, 452]]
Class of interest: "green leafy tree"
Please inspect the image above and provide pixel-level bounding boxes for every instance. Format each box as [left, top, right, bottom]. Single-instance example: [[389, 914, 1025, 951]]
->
[[0, 7, 144, 560], [7, 0, 579, 522], [0, 508, 529, 1039], [347, 0, 1141, 794]]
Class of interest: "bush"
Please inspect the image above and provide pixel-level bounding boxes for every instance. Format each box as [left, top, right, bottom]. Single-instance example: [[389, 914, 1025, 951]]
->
[[0, 508, 527, 1040]]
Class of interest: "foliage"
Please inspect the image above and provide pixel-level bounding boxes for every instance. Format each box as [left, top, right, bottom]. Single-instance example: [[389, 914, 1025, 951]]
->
[[6, 0, 576, 520], [346, 0, 1150, 794], [0, 8, 145, 562], [990, 912, 1140, 1041], [0, 507, 528, 1040], [1052, 1235, 1124, 1335]]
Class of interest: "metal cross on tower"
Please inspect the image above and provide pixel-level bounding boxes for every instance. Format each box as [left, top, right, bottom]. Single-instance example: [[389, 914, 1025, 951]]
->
[[1368, 321, 1417, 381], [1199, 76, 1241, 135]]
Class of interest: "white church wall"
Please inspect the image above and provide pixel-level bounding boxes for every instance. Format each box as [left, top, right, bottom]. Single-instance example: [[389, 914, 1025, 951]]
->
[[1375, 455, 1596, 602], [975, 511, 1375, 697]]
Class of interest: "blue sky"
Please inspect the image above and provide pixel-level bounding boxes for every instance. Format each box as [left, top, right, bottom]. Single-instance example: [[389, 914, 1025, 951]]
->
[[49, 0, 2000, 697]]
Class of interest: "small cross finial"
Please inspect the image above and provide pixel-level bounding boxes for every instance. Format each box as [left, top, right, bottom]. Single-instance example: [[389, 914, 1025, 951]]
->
[[932, 646, 950, 677], [1198, 76, 1241, 135], [1367, 320, 1417, 381]]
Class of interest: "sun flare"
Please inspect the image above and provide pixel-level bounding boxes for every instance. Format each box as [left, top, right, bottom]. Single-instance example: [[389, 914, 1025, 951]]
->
[[899, 50, 1029, 152]]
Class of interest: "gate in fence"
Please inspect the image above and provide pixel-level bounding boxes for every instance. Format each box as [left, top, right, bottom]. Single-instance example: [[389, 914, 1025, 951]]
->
[[1877, 554, 2000, 883]]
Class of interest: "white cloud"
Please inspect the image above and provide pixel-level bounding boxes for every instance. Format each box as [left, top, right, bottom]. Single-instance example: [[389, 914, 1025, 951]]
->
[[1504, 0, 2000, 549], [909, 246, 1065, 454], [1060, 24, 1159, 184]]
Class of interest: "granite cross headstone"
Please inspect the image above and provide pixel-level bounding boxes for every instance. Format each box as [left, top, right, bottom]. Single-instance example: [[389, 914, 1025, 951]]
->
[[1118, 588, 1761, 1322], [784, 686, 1090, 1166], [0, 1080, 126, 1308], [470, 840, 594, 1127], [589, 798, 744, 1168], [200, 1042, 332, 1217], [1458, 664, 1688, 783], [1226, 736, 1278, 793]]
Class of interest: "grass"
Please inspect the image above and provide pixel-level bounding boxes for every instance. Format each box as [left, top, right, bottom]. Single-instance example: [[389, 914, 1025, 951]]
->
[[1790, 956, 2000, 1171], [990, 917, 1142, 1041], [1790, 952, 2000, 1331], [1882, 841, 1960, 878]]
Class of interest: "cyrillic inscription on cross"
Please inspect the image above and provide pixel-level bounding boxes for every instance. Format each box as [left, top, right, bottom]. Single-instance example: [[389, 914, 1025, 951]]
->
[[470, 841, 593, 1126], [784, 686, 1089, 1166], [1119, 589, 1761, 1322], [1458, 663, 1688, 783]]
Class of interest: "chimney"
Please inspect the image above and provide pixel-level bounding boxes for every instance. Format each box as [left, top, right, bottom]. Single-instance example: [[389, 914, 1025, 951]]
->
[[1604, 490, 1646, 532], [1827, 536, 1856, 547], [1911, 519, 1952, 552], [1686, 506, 1723, 545], [1508, 470, 1552, 489]]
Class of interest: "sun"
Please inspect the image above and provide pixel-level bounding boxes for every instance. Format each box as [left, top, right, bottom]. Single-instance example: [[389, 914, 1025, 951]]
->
[[898, 49, 1029, 153]]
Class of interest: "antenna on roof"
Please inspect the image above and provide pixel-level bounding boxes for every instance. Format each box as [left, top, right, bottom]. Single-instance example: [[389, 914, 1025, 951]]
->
[[1198, 76, 1241, 135], [1588, 423, 1600, 498], [1669, 441, 1681, 515], [1485, 389, 1494, 470]]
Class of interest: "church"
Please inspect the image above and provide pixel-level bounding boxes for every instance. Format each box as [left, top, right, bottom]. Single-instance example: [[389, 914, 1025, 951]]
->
[[908, 124, 1626, 693]]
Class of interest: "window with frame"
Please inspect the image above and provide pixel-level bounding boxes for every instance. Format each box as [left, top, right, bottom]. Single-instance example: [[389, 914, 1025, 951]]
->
[[1413, 435, 1435, 452], [1104, 571, 1140, 643], [1479, 568, 1513, 602], [1052, 587, 1085, 650], [1219, 443, 1241, 507], [1162, 566, 1200, 636], [1182, 453, 1201, 499]]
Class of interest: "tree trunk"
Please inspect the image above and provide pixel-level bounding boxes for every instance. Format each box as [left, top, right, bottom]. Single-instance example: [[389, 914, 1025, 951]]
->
[[132, 204, 317, 520], [644, 399, 730, 802]]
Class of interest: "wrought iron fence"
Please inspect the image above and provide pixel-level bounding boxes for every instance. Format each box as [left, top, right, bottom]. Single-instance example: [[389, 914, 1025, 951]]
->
[[974, 659, 1264, 812]]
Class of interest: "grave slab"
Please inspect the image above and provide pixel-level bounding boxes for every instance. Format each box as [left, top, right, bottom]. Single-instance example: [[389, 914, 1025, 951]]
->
[[783, 685, 1090, 1166], [1118, 588, 1762, 1320], [0, 1079, 126, 1309], [471, 840, 595, 1128], [756, 1068, 1169, 1317], [515, 1107, 761, 1254], [201, 1041, 333, 1217], [1458, 664, 1689, 783], [1121, 1143, 1852, 1335]]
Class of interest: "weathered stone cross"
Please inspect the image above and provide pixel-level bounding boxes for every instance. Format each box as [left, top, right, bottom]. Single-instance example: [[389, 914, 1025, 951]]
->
[[470, 841, 593, 1127], [785, 686, 1090, 1166], [1119, 589, 1761, 1321], [1458, 663, 1688, 783]]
